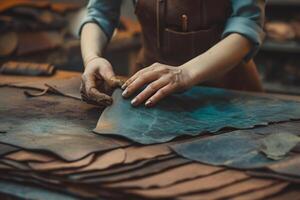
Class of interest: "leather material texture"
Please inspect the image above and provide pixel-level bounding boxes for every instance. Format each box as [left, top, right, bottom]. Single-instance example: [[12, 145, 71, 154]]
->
[[95, 88, 300, 144]]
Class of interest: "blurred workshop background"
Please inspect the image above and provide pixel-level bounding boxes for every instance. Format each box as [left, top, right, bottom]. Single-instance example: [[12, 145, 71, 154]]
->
[[1, 0, 300, 95]]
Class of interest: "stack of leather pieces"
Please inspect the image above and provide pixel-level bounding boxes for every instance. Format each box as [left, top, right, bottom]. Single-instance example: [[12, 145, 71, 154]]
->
[[0, 0, 82, 58], [0, 75, 300, 199]]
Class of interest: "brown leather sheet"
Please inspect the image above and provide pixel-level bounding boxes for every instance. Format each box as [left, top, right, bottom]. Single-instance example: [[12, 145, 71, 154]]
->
[[68, 154, 176, 182], [0, 87, 129, 161], [178, 178, 278, 200], [81, 157, 190, 184], [106, 163, 222, 189], [231, 182, 289, 200], [126, 170, 249, 198]]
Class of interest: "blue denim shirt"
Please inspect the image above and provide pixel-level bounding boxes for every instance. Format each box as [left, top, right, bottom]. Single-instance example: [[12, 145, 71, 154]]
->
[[80, 0, 266, 60]]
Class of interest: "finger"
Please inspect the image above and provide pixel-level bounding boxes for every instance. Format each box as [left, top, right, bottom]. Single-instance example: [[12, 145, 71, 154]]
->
[[122, 70, 160, 98], [131, 78, 169, 106], [107, 76, 125, 88], [89, 88, 113, 106], [122, 66, 154, 89], [145, 84, 176, 107]]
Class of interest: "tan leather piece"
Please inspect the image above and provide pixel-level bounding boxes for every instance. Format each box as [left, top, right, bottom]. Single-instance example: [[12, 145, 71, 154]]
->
[[28, 154, 94, 171], [0, 159, 31, 170], [0, 32, 18, 57], [54, 148, 126, 175], [231, 182, 290, 200], [0, 163, 14, 170], [106, 163, 222, 189], [266, 189, 300, 200], [5, 150, 55, 162], [178, 178, 277, 200], [124, 144, 172, 164], [127, 170, 249, 198]]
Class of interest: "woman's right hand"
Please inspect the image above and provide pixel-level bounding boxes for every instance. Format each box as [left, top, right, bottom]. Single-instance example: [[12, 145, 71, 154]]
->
[[80, 57, 124, 106]]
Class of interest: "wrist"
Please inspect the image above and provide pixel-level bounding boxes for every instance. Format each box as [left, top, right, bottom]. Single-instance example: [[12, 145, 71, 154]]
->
[[179, 63, 199, 88]]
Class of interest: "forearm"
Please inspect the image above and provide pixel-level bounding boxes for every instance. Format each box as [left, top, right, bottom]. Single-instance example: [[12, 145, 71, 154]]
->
[[182, 33, 252, 86], [80, 23, 108, 67]]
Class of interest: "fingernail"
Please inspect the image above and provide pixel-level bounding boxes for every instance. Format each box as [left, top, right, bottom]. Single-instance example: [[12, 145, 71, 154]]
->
[[131, 98, 138, 106], [145, 100, 153, 107], [121, 84, 127, 90], [122, 89, 128, 97]]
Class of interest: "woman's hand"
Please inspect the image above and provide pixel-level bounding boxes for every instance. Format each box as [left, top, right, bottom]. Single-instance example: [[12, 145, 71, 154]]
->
[[122, 63, 193, 107], [80, 57, 124, 106]]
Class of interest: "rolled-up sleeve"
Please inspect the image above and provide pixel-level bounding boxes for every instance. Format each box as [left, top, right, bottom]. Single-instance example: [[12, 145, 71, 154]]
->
[[79, 0, 122, 40], [222, 0, 266, 61]]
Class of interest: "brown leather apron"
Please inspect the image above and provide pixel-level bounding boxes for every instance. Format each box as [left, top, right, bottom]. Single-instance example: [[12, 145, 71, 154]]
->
[[134, 0, 263, 92]]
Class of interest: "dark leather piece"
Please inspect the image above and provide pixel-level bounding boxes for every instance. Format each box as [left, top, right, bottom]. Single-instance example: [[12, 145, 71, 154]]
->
[[1, 61, 55, 76], [80, 157, 191, 184], [178, 178, 277, 200], [0, 87, 129, 161], [95, 88, 300, 144]]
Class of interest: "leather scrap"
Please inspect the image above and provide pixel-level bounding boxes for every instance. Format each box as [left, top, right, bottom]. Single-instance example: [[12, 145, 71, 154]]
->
[[0, 61, 56, 76], [5, 150, 55, 163], [171, 130, 277, 169], [80, 157, 190, 184], [266, 188, 300, 200], [0, 87, 129, 161], [231, 182, 289, 200], [105, 163, 222, 189], [126, 170, 249, 198], [95, 88, 300, 144], [259, 133, 300, 160], [0, 32, 18, 57], [178, 178, 277, 200]]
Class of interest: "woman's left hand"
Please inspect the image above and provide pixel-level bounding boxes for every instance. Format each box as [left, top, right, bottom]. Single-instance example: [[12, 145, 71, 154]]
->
[[121, 63, 192, 107]]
